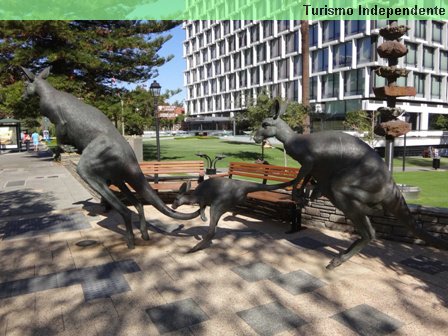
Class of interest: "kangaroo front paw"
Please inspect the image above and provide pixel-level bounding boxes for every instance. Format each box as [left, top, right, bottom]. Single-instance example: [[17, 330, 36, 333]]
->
[[200, 214, 208, 222]]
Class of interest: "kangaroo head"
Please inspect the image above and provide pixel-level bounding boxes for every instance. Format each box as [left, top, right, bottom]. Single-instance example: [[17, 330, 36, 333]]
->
[[21, 66, 51, 99], [253, 98, 287, 144], [172, 181, 192, 209]]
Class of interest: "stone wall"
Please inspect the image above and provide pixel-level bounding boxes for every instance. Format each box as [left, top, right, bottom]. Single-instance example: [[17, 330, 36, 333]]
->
[[302, 197, 448, 245]]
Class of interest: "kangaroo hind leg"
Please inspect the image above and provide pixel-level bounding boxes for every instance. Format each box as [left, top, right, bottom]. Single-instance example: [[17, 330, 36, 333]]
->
[[116, 182, 149, 241], [188, 205, 225, 253], [327, 212, 375, 270], [77, 159, 136, 249]]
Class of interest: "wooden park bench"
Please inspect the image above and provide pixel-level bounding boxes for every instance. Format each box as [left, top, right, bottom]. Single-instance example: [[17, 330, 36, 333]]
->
[[219, 162, 305, 232], [109, 160, 205, 200]]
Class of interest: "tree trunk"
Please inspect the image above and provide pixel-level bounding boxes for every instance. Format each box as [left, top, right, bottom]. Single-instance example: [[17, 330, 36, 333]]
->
[[301, 20, 311, 134]]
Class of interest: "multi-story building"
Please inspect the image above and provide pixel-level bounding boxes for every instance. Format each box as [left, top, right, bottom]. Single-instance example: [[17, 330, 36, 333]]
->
[[183, 20, 448, 146]]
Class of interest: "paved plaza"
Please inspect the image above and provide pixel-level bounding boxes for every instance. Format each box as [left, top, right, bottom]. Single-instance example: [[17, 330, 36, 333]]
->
[[0, 151, 448, 335]]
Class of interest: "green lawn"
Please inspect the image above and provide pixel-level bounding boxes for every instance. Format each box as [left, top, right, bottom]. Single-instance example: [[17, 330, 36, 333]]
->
[[143, 137, 447, 207]]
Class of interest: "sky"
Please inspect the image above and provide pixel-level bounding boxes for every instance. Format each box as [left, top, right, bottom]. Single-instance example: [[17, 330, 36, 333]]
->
[[154, 25, 186, 105]]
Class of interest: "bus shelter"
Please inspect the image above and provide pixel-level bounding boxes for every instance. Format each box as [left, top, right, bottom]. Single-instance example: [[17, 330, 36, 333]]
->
[[0, 118, 21, 151]]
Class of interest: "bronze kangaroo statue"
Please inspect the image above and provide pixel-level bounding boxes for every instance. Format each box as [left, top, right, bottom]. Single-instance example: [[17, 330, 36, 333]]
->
[[21, 67, 199, 248], [254, 99, 448, 269], [172, 176, 299, 252]]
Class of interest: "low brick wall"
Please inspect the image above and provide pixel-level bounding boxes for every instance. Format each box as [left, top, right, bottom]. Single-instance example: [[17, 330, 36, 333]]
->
[[302, 197, 448, 245]]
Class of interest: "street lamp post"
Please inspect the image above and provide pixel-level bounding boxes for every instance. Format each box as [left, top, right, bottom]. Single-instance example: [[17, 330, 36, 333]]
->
[[149, 80, 161, 161]]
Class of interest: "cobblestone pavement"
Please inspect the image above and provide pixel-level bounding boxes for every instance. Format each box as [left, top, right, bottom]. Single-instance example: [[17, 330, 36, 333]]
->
[[1, 152, 448, 336]]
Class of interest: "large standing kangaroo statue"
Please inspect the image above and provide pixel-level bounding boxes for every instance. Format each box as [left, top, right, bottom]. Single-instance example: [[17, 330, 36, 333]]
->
[[254, 99, 448, 269], [172, 176, 299, 252], [21, 67, 199, 248]]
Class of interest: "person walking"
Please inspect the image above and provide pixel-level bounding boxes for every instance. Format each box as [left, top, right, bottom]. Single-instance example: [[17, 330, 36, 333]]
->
[[22, 131, 31, 151], [31, 130, 40, 152]]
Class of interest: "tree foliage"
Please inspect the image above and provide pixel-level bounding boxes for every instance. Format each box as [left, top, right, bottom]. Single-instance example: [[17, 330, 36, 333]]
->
[[343, 110, 378, 145], [238, 92, 307, 133], [0, 20, 179, 127], [435, 115, 448, 130]]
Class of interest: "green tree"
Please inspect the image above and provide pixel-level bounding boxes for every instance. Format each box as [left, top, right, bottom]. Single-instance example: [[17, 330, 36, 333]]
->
[[0, 20, 179, 124], [435, 115, 448, 130], [343, 110, 378, 146], [238, 92, 307, 133]]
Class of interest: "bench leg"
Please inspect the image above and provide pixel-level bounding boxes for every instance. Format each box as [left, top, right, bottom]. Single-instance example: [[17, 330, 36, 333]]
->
[[286, 206, 302, 234]]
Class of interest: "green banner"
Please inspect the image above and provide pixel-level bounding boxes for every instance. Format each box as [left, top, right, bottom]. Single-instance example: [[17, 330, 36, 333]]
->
[[1, 0, 447, 20]]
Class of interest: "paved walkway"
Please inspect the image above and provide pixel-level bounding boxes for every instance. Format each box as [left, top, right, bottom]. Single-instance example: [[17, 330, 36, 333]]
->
[[1, 152, 448, 336]]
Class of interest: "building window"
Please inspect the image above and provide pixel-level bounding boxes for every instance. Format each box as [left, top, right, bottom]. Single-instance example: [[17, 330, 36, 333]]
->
[[211, 79, 217, 93], [198, 35, 204, 48], [234, 52, 241, 70], [245, 48, 253, 66], [344, 69, 364, 96], [263, 63, 274, 83], [223, 20, 231, 35], [263, 21, 273, 38], [239, 70, 247, 87], [228, 36, 236, 52], [224, 56, 231, 73], [214, 61, 221, 75], [294, 55, 302, 76], [322, 73, 339, 98], [440, 50, 448, 72], [238, 32, 247, 48], [371, 20, 388, 30], [251, 67, 260, 85], [286, 31, 299, 54], [309, 24, 318, 47], [206, 64, 212, 77], [210, 45, 216, 60], [271, 37, 282, 58], [203, 82, 209, 96], [207, 97, 213, 111], [214, 25, 221, 40], [312, 48, 328, 72], [345, 21, 366, 36], [286, 80, 298, 100], [431, 75, 442, 99], [229, 74, 236, 90], [322, 21, 340, 42], [219, 41, 226, 56], [219, 76, 226, 92], [202, 50, 208, 63], [278, 20, 289, 33], [333, 42, 352, 68], [215, 96, 221, 110], [206, 30, 212, 44], [250, 24, 260, 43], [405, 43, 417, 67], [415, 20, 426, 39], [257, 43, 267, 62], [432, 22, 443, 43], [278, 59, 289, 80], [233, 20, 241, 31], [356, 37, 374, 64], [423, 47, 434, 69], [414, 73, 426, 97], [310, 77, 317, 99]]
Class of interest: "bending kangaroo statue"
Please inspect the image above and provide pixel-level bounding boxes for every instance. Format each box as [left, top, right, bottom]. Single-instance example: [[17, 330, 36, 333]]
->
[[254, 99, 448, 269], [21, 66, 199, 248], [172, 176, 299, 253]]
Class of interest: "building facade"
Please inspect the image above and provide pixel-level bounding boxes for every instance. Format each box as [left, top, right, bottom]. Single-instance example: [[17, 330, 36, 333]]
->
[[183, 20, 448, 139]]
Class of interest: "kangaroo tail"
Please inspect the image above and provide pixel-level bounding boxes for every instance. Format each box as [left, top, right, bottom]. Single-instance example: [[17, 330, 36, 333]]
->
[[129, 171, 200, 220], [247, 176, 301, 193], [385, 182, 448, 250]]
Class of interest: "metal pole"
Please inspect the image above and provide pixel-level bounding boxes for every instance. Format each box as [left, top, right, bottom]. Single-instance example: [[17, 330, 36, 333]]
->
[[402, 133, 407, 172], [154, 96, 161, 161], [121, 99, 125, 136], [385, 136, 394, 172]]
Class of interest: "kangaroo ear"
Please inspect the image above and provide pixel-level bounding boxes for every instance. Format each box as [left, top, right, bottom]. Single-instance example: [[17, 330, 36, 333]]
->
[[179, 182, 188, 194], [270, 98, 281, 120], [185, 180, 192, 192], [20, 67, 35, 81], [278, 101, 288, 117], [38, 66, 52, 79]]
